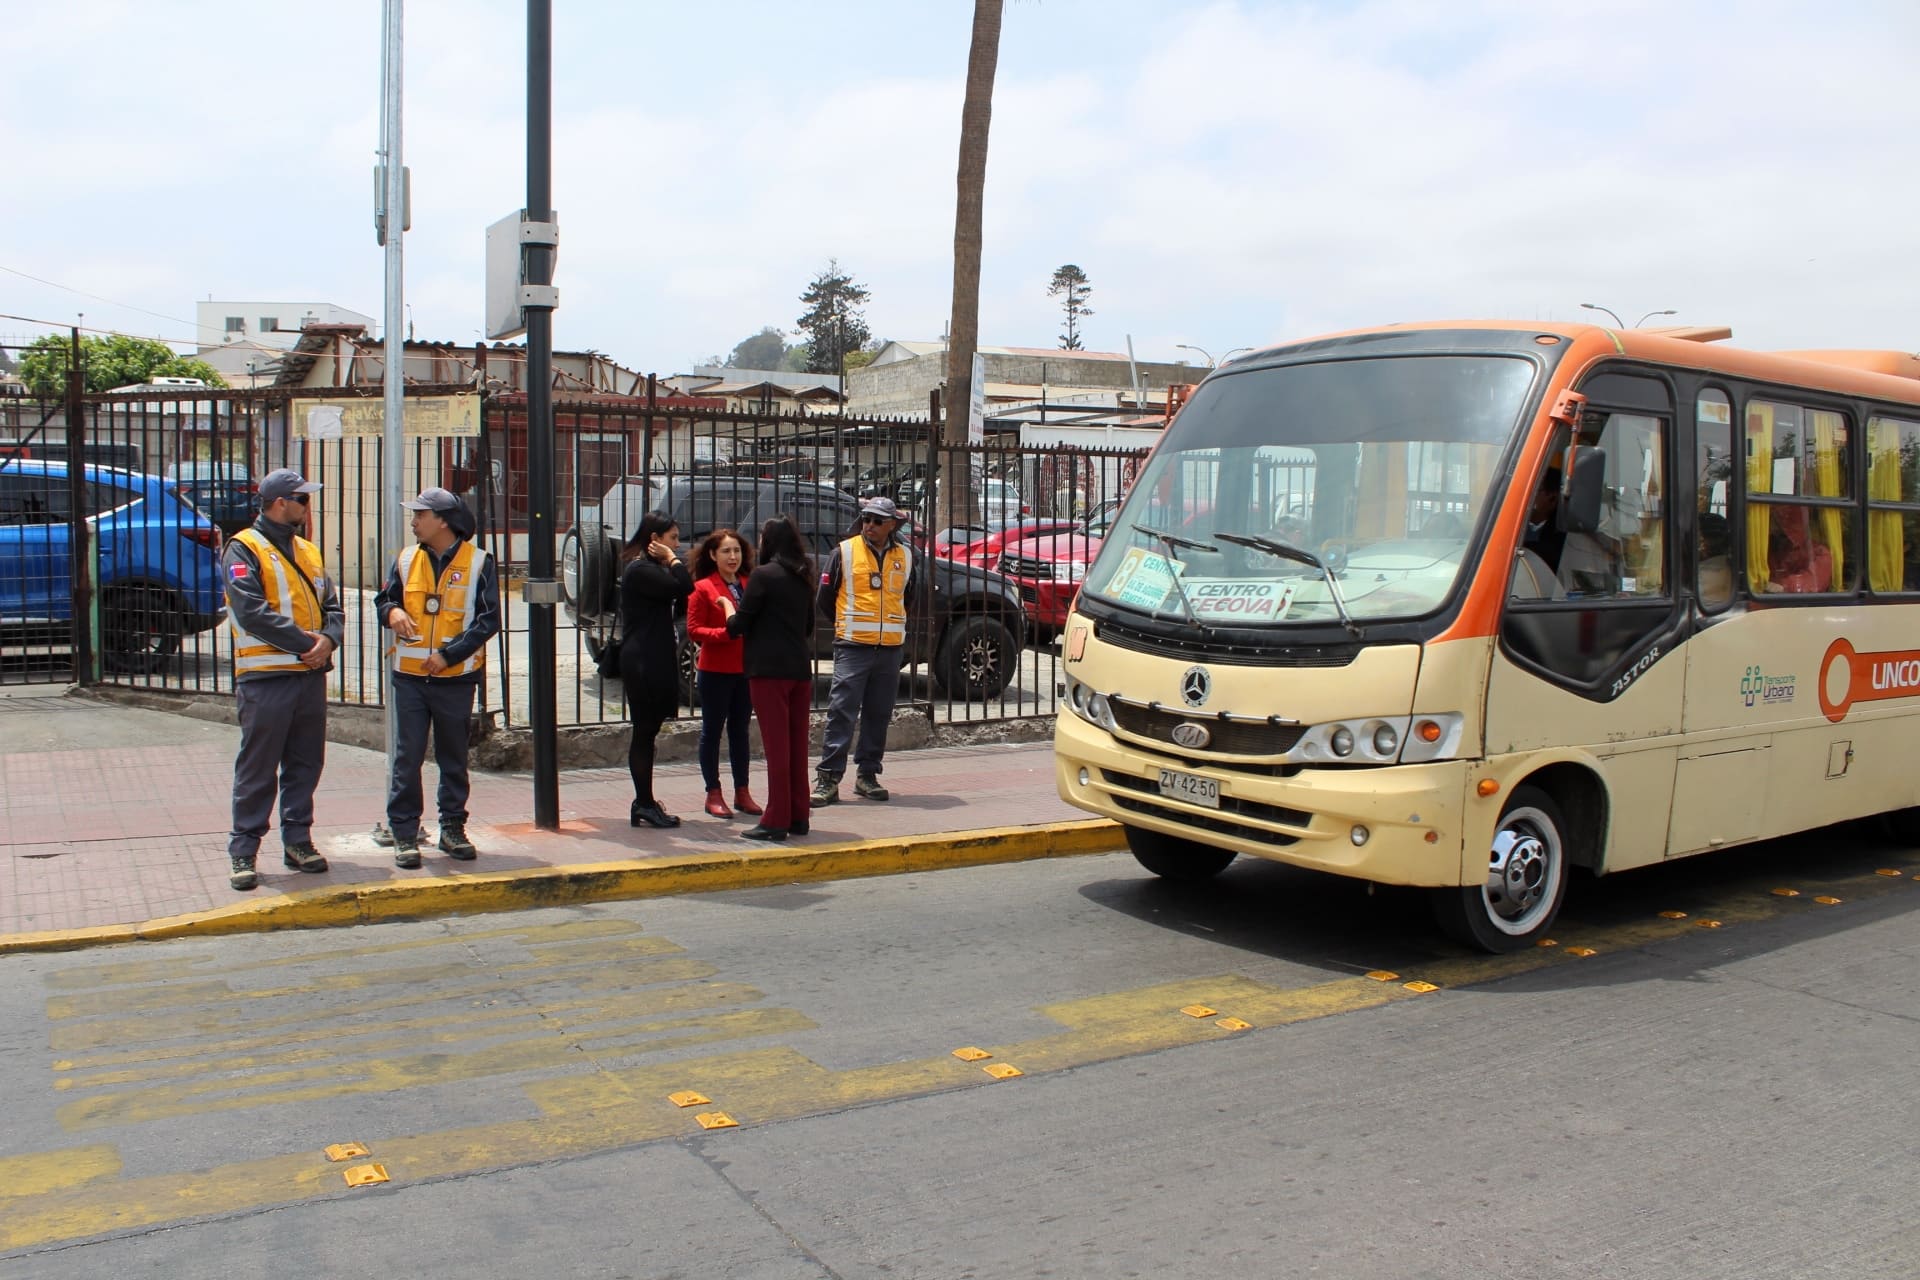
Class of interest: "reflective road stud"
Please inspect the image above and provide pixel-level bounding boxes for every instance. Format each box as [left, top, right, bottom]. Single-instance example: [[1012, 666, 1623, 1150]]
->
[[1814, 896, 1843, 905], [667, 1091, 710, 1108], [1772, 888, 1801, 898], [983, 1063, 1023, 1079], [951, 1047, 992, 1062], [1876, 869, 1903, 877], [1403, 981, 1439, 993], [1658, 911, 1688, 919], [323, 1143, 369, 1162], [1216, 1017, 1252, 1031], [694, 1112, 738, 1130], [342, 1164, 389, 1187], [1179, 1005, 1217, 1018], [1697, 920, 1724, 929], [1364, 970, 1399, 981], [1564, 947, 1597, 958]]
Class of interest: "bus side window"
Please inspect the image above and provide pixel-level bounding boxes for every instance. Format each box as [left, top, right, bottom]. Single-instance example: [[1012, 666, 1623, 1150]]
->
[[1556, 411, 1667, 599], [1696, 390, 1734, 611]]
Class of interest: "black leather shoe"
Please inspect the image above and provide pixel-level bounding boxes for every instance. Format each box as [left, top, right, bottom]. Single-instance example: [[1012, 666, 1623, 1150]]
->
[[631, 802, 680, 829], [788, 820, 809, 836], [740, 824, 788, 841]]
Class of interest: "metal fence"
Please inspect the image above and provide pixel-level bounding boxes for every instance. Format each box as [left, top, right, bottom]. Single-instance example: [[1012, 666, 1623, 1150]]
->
[[1, 384, 1149, 731]]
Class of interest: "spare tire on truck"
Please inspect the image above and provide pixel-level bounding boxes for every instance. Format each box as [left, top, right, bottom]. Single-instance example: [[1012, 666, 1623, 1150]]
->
[[560, 525, 618, 624]]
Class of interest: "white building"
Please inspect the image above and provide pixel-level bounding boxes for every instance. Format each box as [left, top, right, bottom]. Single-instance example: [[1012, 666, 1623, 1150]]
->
[[193, 301, 377, 387]]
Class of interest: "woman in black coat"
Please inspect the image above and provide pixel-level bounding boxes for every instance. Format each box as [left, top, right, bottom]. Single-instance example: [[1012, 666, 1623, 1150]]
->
[[722, 513, 816, 841], [620, 511, 692, 828]]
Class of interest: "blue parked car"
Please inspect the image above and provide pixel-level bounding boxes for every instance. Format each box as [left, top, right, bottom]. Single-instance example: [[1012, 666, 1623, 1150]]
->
[[165, 460, 257, 537], [0, 458, 227, 671]]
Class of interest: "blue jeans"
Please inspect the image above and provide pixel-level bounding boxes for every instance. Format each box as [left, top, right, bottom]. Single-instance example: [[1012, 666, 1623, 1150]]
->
[[696, 669, 753, 791]]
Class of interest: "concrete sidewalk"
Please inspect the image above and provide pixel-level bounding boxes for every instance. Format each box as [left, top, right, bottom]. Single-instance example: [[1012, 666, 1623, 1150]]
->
[[0, 688, 1118, 953]]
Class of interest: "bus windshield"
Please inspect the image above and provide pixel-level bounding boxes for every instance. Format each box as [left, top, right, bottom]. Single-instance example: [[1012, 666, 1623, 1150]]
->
[[1082, 354, 1538, 629]]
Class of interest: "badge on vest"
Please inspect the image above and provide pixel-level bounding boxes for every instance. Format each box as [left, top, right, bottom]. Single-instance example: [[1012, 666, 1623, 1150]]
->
[[424, 594, 443, 616], [868, 573, 882, 590]]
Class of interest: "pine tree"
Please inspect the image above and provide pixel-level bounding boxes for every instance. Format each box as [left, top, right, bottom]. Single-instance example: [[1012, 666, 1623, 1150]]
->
[[795, 260, 872, 374], [1048, 265, 1094, 351]]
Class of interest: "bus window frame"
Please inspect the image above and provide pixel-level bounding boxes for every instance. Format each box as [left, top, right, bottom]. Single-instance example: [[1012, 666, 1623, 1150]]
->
[[1733, 388, 1861, 602], [1498, 362, 1685, 701]]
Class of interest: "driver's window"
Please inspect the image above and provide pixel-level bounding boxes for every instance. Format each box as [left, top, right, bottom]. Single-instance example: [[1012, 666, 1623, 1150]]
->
[[1558, 411, 1668, 600]]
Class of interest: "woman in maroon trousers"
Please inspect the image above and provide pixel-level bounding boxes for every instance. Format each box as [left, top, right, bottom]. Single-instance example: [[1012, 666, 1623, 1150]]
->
[[721, 515, 816, 840]]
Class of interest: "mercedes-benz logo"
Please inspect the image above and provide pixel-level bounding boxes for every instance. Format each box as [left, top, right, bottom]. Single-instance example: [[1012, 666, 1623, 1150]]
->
[[1180, 665, 1211, 708], [1170, 721, 1212, 749]]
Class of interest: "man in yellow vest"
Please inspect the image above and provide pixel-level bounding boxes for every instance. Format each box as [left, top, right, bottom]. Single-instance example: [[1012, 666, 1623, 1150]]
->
[[374, 487, 500, 868], [223, 468, 344, 891], [812, 495, 925, 805]]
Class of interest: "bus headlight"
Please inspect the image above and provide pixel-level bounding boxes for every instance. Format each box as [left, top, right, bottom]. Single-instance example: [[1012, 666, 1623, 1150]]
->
[[1330, 727, 1355, 757], [1372, 723, 1399, 756], [1064, 675, 1117, 732]]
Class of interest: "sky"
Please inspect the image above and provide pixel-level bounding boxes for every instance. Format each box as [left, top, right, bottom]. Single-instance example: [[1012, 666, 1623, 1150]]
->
[[5, 0, 1918, 376]]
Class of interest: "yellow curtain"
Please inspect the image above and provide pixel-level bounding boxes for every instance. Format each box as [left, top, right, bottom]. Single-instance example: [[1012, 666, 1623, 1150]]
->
[[1746, 403, 1773, 592], [1868, 418, 1905, 591], [1811, 410, 1845, 587]]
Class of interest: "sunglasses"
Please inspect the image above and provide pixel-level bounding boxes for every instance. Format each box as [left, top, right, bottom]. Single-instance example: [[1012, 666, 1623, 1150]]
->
[[289, 494, 311, 506], [860, 514, 891, 525]]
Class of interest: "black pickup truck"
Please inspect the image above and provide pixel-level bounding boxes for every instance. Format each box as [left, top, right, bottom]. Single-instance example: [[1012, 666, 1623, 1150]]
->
[[559, 475, 1027, 700]]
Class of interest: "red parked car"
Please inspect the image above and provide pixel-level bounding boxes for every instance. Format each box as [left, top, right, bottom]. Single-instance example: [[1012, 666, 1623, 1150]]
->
[[932, 517, 1079, 570], [992, 501, 1123, 637]]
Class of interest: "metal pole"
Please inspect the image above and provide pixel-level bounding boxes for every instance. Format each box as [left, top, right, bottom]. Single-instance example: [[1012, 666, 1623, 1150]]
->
[[65, 327, 95, 686], [380, 0, 406, 778], [525, 0, 560, 827]]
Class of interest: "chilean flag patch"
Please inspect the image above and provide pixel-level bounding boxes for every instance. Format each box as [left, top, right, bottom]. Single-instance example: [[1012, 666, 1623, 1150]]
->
[[229, 563, 250, 580]]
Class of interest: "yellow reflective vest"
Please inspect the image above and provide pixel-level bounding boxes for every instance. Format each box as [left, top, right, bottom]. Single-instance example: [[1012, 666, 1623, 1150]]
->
[[391, 540, 490, 678], [228, 528, 328, 675], [834, 536, 909, 646]]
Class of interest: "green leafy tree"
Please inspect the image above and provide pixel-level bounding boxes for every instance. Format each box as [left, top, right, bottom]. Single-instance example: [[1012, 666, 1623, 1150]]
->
[[1048, 264, 1094, 351], [17, 334, 228, 397], [795, 260, 871, 374], [727, 326, 793, 371]]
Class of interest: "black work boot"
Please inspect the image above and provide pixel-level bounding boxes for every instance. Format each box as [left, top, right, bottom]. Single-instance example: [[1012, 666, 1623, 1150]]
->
[[229, 856, 258, 892], [282, 841, 329, 873], [438, 822, 477, 861]]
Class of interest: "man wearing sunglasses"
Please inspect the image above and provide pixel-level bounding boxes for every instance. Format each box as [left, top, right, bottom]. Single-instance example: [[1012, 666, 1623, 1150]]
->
[[812, 495, 925, 806], [220, 467, 344, 891]]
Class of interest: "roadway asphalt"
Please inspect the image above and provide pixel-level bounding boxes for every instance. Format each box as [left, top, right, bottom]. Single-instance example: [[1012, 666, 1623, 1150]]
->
[[0, 685, 1117, 953]]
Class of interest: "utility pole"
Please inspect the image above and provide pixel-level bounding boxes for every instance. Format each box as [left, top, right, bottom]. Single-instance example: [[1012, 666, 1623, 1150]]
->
[[65, 326, 95, 686], [523, 0, 561, 828], [378, 0, 407, 784]]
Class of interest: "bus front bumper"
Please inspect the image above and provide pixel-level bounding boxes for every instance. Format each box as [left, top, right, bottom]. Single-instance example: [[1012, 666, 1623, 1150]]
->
[[1054, 712, 1472, 888]]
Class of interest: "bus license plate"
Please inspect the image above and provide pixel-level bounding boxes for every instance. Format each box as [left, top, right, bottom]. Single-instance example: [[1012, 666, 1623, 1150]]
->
[[1157, 768, 1220, 809]]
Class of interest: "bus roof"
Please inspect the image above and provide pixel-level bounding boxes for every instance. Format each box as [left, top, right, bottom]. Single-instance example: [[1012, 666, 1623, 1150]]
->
[[1234, 321, 1920, 408]]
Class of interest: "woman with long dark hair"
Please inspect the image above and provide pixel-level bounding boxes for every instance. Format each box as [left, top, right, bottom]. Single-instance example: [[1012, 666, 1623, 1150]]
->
[[722, 513, 816, 840], [619, 511, 692, 828], [686, 527, 761, 819]]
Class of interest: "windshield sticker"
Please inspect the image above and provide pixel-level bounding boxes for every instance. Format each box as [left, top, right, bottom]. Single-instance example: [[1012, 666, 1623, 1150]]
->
[[1184, 579, 1295, 620], [1102, 546, 1181, 610]]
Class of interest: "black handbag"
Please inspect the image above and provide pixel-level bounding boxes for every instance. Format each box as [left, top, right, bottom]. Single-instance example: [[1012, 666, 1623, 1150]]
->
[[595, 637, 622, 679]]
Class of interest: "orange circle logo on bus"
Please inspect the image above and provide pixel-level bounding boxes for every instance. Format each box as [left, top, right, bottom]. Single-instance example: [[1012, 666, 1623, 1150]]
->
[[1818, 637, 1920, 724]]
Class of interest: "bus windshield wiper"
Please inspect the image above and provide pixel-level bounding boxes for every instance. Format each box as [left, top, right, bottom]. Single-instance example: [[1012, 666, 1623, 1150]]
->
[[1214, 531, 1363, 637], [1131, 523, 1214, 635]]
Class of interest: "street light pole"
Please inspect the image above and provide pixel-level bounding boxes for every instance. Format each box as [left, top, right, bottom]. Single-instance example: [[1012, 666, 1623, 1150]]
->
[[1221, 347, 1254, 363], [1579, 302, 1625, 328], [1636, 309, 1677, 327], [1174, 343, 1215, 369]]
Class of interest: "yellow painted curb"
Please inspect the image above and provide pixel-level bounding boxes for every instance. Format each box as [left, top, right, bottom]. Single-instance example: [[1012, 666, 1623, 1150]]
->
[[0, 820, 1125, 955]]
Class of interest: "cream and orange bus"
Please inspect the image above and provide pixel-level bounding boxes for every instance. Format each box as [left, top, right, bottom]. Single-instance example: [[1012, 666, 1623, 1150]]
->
[[1054, 320, 1920, 950]]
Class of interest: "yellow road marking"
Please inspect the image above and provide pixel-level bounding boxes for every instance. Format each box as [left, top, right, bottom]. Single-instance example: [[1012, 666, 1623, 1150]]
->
[[0, 1146, 120, 1200]]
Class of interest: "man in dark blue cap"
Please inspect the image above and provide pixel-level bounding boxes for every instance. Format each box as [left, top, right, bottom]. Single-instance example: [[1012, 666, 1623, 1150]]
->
[[223, 467, 344, 891], [812, 495, 925, 805], [373, 487, 500, 867]]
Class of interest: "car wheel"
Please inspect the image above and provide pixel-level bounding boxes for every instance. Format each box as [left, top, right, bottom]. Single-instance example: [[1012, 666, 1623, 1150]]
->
[[101, 585, 184, 674], [932, 614, 1015, 700], [1125, 825, 1236, 880], [677, 626, 701, 709], [1432, 784, 1569, 952]]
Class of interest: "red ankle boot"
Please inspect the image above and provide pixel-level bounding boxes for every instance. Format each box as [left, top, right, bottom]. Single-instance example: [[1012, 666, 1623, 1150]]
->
[[733, 787, 763, 816], [704, 787, 732, 819]]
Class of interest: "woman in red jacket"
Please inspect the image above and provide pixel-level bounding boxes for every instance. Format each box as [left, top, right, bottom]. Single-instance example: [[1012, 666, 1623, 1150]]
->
[[686, 528, 763, 819]]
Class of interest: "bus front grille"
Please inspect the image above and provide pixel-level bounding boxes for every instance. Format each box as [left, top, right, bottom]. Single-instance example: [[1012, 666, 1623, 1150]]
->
[[1107, 702, 1306, 756], [1102, 769, 1309, 845]]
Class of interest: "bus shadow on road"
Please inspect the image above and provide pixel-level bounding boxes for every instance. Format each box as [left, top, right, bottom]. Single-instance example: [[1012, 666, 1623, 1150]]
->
[[1075, 820, 1920, 988]]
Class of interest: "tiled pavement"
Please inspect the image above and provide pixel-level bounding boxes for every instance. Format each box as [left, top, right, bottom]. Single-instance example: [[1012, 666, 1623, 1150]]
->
[[0, 690, 1083, 938]]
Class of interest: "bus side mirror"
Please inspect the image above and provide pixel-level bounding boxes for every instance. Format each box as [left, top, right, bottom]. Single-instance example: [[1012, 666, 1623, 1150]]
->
[[1563, 447, 1607, 534]]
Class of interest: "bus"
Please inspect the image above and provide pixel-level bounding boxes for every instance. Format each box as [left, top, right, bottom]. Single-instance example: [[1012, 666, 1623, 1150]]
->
[[1053, 320, 1920, 951]]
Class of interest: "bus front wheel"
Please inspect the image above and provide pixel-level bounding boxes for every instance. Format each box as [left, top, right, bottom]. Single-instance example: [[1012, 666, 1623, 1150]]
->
[[1125, 826, 1236, 881], [1433, 785, 1568, 952]]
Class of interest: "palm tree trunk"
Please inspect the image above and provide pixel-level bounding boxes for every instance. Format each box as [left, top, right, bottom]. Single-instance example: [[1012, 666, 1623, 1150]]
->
[[941, 0, 1003, 531]]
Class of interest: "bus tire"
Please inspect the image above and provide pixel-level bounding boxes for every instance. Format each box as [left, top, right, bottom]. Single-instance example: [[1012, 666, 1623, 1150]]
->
[[1433, 784, 1568, 952], [1125, 825, 1236, 881], [1879, 808, 1920, 845]]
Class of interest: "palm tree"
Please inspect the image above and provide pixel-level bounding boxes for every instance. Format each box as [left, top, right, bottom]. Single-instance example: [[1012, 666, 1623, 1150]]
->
[[941, 0, 1003, 530]]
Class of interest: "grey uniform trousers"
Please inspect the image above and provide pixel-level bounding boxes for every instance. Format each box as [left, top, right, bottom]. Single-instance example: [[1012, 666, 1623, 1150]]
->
[[816, 640, 905, 781], [386, 676, 477, 841], [228, 670, 329, 862]]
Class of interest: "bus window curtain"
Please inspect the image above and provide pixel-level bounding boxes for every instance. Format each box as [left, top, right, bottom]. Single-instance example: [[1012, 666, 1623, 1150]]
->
[[1868, 419, 1904, 591], [1811, 410, 1845, 586], [1746, 403, 1773, 592]]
